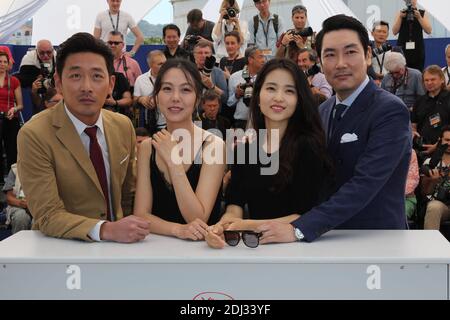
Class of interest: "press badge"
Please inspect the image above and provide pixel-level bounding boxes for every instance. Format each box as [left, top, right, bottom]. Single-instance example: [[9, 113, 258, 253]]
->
[[406, 42, 416, 50], [429, 113, 441, 128]]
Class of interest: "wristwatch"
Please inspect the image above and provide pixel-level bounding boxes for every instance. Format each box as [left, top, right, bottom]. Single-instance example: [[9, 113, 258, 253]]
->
[[293, 226, 305, 241]]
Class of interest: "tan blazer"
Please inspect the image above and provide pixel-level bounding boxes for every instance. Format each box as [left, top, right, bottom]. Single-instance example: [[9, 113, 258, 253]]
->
[[17, 102, 136, 241]]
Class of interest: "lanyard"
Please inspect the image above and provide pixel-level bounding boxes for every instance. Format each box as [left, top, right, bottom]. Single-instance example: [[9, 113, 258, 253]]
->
[[261, 18, 273, 48], [108, 10, 120, 32], [392, 68, 409, 93], [115, 56, 129, 82], [374, 52, 386, 73]]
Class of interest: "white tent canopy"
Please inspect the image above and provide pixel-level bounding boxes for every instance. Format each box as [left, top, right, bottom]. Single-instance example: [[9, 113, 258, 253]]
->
[[0, 0, 48, 43], [31, 0, 162, 45]]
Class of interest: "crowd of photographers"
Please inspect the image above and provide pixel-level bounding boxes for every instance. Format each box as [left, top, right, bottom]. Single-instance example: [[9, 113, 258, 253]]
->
[[1, 0, 450, 234]]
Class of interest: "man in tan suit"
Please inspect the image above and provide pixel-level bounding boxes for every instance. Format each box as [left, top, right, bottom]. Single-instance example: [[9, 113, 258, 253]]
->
[[17, 32, 150, 242]]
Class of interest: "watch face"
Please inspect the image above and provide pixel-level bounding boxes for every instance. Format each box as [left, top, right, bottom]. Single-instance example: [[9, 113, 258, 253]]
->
[[295, 228, 304, 240]]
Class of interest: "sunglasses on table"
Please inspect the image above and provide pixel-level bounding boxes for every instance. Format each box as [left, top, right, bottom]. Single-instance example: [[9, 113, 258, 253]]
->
[[223, 230, 262, 248]]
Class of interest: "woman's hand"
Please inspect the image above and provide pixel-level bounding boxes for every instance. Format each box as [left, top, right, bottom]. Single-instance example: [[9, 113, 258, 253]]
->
[[205, 223, 226, 249], [151, 129, 182, 167], [173, 218, 209, 241]]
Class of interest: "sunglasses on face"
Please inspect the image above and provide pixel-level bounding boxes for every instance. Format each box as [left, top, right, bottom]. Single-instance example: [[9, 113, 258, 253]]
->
[[107, 41, 123, 46], [224, 230, 262, 248], [38, 50, 53, 56]]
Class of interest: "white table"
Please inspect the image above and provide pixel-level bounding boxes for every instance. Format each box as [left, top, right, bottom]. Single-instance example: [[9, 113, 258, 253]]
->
[[1, 230, 450, 300]]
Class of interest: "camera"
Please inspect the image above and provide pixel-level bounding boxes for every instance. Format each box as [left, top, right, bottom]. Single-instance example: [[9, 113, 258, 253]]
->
[[202, 55, 216, 76], [38, 62, 54, 95], [372, 42, 392, 56], [185, 34, 200, 45], [402, 0, 415, 22], [224, 7, 238, 20], [288, 27, 314, 38], [239, 67, 254, 107], [420, 142, 448, 177], [305, 64, 321, 77]]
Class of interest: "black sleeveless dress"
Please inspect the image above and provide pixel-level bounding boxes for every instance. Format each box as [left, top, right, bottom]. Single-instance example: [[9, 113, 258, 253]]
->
[[150, 139, 222, 225]]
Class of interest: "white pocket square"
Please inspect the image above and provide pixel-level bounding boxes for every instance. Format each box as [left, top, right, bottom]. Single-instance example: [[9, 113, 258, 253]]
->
[[120, 154, 130, 164], [340, 133, 358, 144]]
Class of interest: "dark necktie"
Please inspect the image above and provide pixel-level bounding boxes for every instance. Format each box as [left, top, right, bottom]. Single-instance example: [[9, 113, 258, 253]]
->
[[84, 126, 113, 221], [329, 103, 347, 138]]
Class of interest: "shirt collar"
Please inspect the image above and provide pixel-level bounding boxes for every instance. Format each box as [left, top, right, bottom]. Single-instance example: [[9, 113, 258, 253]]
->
[[64, 104, 105, 137], [336, 76, 370, 107]]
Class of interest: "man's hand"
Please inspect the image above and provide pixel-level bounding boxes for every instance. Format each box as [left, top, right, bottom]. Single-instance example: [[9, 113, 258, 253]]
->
[[151, 129, 182, 167], [105, 97, 117, 107], [201, 74, 214, 89], [281, 33, 294, 46], [293, 35, 305, 48], [138, 96, 156, 109], [100, 215, 150, 243], [235, 84, 244, 99], [32, 75, 43, 94], [255, 221, 297, 245]]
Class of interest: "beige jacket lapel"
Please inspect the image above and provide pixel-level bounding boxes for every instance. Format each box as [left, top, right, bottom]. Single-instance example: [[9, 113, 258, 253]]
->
[[52, 102, 104, 197]]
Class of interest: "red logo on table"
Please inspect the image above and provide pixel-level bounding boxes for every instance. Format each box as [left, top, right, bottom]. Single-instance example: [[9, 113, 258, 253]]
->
[[193, 292, 234, 300]]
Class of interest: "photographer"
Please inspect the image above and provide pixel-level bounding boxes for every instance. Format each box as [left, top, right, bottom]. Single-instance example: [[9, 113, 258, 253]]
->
[[393, 0, 432, 71], [297, 48, 332, 100], [227, 46, 265, 129], [162, 24, 190, 60], [412, 65, 450, 157], [248, 0, 285, 59], [193, 41, 228, 107], [276, 5, 314, 61], [219, 31, 247, 80], [212, 0, 247, 61], [421, 126, 450, 230], [183, 9, 215, 54], [19, 39, 56, 113], [442, 44, 450, 90], [370, 21, 403, 81], [381, 51, 425, 111], [134, 50, 167, 134]]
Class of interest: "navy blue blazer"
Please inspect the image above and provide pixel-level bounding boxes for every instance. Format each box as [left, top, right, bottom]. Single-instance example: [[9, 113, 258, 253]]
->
[[292, 80, 412, 242]]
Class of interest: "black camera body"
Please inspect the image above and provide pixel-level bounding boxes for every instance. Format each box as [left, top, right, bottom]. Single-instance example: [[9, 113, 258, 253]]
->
[[420, 143, 449, 177], [372, 42, 392, 56], [288, 27, 313, 38], [402, 0, 415, 22], [239, 67, 254, 107], [305, 64, 321, 78], [185, 34, 200, 45], [37, 62, 54, 95], [202, 55, 216, 76], [224, 7, 238, 20]]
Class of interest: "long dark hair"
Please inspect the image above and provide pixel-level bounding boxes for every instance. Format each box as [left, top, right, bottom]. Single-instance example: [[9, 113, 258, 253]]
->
[[249, 58, 331, 191]]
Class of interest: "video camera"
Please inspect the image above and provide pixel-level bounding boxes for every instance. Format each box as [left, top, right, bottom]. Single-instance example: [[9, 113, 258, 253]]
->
[[223, 0, 239, 20], [239, 67, 254, 107], [402, 0, 415, 22]]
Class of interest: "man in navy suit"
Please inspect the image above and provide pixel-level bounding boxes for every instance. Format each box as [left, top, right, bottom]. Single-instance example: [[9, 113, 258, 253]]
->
[[255, 15, 412, 243]]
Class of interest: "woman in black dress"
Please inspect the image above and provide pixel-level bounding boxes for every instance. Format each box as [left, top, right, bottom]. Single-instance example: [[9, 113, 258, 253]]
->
[[133, 59, 226, 241], [206, 58, 332, 248]]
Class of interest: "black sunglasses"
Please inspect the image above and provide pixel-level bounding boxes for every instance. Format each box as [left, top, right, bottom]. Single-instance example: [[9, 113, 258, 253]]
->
[[107, 41, 123, 46], [224, 230, 262, 248]]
